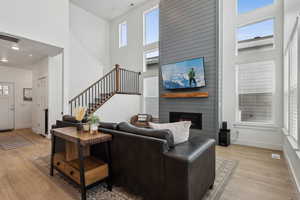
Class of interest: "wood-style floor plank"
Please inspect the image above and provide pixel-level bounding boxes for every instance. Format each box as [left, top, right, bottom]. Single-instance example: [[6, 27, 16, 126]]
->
[[0, 129, 297, 200]]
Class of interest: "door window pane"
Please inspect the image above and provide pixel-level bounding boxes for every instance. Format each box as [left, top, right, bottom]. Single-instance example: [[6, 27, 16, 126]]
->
[[144, 7, 159, 45], [0, 85, 2, 96], [237, 19, 274, 53], [238, 0, 274, 14], [3, 86, 8, 96]]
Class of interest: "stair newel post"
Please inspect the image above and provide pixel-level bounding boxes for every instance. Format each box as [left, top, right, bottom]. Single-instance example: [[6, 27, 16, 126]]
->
[[115, 64, 120, 93]]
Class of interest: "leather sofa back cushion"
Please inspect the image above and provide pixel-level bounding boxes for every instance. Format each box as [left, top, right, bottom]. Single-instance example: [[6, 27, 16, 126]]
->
[[62, 115, 78, 123], [118, 122, 175, 148], [99, 122, 118, 130], [149, 121, 191, 145]]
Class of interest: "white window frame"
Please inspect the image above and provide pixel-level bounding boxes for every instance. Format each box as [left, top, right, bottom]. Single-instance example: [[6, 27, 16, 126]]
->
[[143, 5, 159, 47], [119, 21, 128, 48], [235, 60, 276, 126]]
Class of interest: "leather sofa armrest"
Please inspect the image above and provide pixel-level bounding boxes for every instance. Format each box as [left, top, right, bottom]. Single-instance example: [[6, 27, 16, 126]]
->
[[164, 137, 215, 163], [163, 137, 216, 200]]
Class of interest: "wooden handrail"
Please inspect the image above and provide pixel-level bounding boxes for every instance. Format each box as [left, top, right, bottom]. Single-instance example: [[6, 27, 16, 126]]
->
[[69, 64, 141, 115], [69, 68, 116, 103]]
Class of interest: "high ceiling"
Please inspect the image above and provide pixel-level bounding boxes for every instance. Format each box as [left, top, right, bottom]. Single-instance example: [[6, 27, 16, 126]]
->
[[70, 0, 148, 20], [0, 33, 62, 69]]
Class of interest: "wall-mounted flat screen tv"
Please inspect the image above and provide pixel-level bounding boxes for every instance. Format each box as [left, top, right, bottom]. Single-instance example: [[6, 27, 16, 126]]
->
[[162, 57, 205, 90]]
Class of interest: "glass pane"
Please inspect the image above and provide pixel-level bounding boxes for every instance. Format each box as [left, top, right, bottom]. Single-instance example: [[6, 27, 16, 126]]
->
[[145, 8, 159, 45], [237, 19, 274, 53], [238, 0, 274, 14], [238, 61, 274, 123], [146, 51, 159, 59], [144, 77, 159, 97], [0, 85, 2, 96], [3, 86, 8, 96], [289, 37, 298, 140], [238, 19, 274, 41], [119, 22, 127, 47], [144, 50, 159, 72], [144, 77, 159, 118]]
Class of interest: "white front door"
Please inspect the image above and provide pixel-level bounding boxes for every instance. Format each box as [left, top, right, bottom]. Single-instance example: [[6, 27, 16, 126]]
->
[[0, 83, 14, 131]]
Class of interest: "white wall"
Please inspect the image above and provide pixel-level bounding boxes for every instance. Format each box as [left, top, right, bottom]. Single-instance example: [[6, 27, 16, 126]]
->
[[110, 1, 159, 113], [0, 66, 32, 129], [0, 0, 70, 123], [95, 94, 140, 123], [109, 0, 159, 73], [32, 58, 49, 134], [221, 0, 284, 150], [69, 3, 110, 98]]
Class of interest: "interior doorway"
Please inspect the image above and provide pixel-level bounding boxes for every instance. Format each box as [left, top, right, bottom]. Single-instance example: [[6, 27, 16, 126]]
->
[[0, 33, 63, 136], [0, 82, 14, 131]]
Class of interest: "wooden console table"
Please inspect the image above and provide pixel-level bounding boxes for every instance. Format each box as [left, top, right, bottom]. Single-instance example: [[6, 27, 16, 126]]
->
[[50, 127, 112, 200]]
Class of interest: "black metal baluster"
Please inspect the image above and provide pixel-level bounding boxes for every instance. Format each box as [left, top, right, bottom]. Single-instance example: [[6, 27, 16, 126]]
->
[[98, 82, 100, 103], [70, 102, 73, 116], [88, 89, 90, 113]]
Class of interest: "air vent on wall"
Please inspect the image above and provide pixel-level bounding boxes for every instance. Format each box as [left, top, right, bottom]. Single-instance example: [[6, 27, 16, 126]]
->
[[0, 35, 19, 43]]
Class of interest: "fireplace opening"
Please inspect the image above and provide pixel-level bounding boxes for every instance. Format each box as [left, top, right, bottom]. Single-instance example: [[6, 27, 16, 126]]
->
[[169, 112, 202, 130]]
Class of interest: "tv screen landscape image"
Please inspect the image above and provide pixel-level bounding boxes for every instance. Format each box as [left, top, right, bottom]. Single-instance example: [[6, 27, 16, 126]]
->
[[162, 57, 205, 89]]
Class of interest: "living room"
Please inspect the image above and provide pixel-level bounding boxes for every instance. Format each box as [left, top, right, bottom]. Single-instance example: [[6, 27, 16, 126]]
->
[[0, 0, 299, 199]]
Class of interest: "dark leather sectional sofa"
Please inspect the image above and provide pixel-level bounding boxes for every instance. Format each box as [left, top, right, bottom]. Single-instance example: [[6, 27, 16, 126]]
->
[[52, 119, 216, 200], [99, 122, 216, 200]]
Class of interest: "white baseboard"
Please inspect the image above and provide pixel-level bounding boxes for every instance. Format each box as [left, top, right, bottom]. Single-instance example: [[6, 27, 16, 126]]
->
[[283, 148, 300, 192], [32, 127, 41, 134], [232, 139, 282, 150]]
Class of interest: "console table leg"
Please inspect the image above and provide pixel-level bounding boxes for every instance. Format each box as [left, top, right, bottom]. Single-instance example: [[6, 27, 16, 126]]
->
[[105, 141, 113, 191], [78, 141, 86, 200], [50, 134, 56, 176]]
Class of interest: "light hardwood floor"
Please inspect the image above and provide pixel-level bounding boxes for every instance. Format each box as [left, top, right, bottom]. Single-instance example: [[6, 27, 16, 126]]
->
[[0, 129, 298, 200]]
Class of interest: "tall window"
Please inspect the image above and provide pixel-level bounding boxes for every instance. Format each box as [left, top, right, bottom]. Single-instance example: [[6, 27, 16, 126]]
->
[[237, 19, 274, 53], [238, 0, 274, 14], [284, 52, 290, 131], [119, 21, 128, 48], [289, 35, 298, 140], [237, 61, 274, 123], [144, 6, 159, 45], [143, 77, 159, 118]]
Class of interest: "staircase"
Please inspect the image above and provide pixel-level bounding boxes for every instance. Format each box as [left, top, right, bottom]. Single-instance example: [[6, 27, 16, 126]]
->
[[69, 65, 141, 116]]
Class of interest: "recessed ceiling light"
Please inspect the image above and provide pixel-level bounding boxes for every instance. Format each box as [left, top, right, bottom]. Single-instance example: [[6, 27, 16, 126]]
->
[[1, 58, 8, 62], [29, 54, 33, 57], [11, 45, 19, 51]]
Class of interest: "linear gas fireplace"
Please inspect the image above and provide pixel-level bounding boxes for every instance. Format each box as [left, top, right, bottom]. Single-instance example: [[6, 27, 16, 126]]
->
[[169, 112, 202, 130]]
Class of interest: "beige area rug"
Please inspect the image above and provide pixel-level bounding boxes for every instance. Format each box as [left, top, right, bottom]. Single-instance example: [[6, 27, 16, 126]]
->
[[32, 156, 238, 200], [0, 133, 33, 150]]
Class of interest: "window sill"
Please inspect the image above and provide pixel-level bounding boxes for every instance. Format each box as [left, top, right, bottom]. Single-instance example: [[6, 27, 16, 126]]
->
[[286, 135, 299, 151], [282, 128, 289, 136], [233, 122, 279, 131]]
